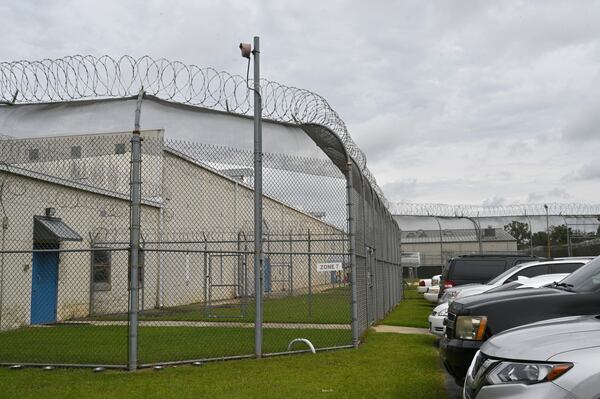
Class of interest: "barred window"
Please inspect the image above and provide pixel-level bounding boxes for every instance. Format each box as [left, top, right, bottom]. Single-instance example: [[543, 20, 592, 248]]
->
[[115, 143, 126, 154], [70, 145, 82, 159], [92, 248, 111, 291], [29, 148, 39, 161]]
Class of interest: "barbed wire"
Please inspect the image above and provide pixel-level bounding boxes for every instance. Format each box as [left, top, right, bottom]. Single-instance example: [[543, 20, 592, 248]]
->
[[391, 202, 600, 217], [0, 54, 387, 206]]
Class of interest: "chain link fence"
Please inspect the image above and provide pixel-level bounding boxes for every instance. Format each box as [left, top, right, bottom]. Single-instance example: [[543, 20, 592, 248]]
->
[[0, 108, 402, 368], [395, 213, 600, 279]]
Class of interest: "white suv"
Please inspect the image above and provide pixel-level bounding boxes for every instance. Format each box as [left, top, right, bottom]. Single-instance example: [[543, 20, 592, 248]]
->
[[440, 259, 591, 304]]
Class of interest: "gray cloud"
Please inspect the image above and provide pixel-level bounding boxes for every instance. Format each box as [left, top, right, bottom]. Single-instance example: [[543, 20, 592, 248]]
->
[[0, 1, 598, 205], [570, 163, 600, 182], [381, 179, 418, 202], [527, 188, 571, 203], [482, 196, 507, 207]]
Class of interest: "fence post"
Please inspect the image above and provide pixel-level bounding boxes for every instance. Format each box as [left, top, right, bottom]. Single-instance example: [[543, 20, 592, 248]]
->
[[307, 229, 312, 318], [252, 35, 264, 359], [128, 89, 145, 371], [346, 161, 359, 348]]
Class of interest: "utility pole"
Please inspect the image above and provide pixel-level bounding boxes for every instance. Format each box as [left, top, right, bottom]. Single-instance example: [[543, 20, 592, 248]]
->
[[128, 88, 145, 371], [240, 36, 263, 358]]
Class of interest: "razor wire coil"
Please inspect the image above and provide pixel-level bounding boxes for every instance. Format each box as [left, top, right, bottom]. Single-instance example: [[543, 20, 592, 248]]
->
[[0, 55, 387, 206]]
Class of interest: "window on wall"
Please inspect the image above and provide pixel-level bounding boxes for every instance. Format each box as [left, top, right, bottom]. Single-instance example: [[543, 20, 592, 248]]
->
[[70, 146, 82, 159], [114, 143, 126, 155], [92, 248, 112, 291], [29, 148, 39, 161]]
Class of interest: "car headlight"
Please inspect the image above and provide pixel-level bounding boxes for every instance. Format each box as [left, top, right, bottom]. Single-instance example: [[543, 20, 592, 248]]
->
[[486, 361, 573, 385], [441, 290, 458, 302], [455, 316, 487, 340], [437, 308, 448, 317]]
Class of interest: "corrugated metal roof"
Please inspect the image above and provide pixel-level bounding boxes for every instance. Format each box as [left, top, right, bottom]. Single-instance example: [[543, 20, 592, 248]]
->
[[33, 216, 82, 242], [401, 228, 515, 243]]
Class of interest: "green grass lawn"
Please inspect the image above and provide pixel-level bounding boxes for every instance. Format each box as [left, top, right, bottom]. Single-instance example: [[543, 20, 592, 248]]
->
[[0, 325, 351, 365], [93, 287, 351, 325], [0, 332, 446, 399], [380, 287, 434, 329]]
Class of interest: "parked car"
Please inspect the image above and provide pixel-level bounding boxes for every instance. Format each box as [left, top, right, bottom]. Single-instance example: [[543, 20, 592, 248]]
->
[[424, 285, 440, 303], [439, 254, 540, 297], [417, 278, 432, 293], [441, 255, 600, 384], [431, 274, 441, 288], [428, 273, 569, 337], [463, 315, 600, 398], [440, 259, 590, 303]]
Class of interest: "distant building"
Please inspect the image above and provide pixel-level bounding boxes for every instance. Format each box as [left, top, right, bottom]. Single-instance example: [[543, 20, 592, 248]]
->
[[400, 227, 517, 278]]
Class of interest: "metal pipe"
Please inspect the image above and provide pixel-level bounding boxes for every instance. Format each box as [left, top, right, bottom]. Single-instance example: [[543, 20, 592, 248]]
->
[[346, 161, 359, 348], [252, 36, 263, 359], [544, 204, 550, 258], [288, 231, 293, 296], [0, 214, 7, 330], [307, 229, 312, 318], [155, 207, 164, 308], [0, 248, 130, 254], [128, 88, 145, 371], [0, 362, 127, 370]]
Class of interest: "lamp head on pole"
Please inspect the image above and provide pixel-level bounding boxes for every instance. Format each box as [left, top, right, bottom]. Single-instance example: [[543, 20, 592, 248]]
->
[[544, 204, 548, 211], [239, 43, 252, 59]]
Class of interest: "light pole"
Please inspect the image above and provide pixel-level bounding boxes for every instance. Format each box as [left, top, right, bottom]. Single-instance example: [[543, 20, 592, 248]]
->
[[240, 37, 263, 358], [544, 204, 550, 258]]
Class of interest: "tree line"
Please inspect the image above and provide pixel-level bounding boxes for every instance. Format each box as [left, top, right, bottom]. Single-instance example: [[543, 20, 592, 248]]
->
[[503, 220, 600, 250]]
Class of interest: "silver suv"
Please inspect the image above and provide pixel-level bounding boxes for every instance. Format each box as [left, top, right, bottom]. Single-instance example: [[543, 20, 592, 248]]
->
[[464, 315, 600, 398]]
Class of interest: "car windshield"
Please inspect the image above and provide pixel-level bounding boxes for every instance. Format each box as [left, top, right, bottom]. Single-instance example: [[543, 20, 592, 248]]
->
[[486, 265, 521, 285], [485, 281, 523, 293], [558, 256, 600, 292]]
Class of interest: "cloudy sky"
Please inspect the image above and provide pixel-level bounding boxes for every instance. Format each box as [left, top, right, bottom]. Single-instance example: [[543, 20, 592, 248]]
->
[[1, 0, 598, 206]]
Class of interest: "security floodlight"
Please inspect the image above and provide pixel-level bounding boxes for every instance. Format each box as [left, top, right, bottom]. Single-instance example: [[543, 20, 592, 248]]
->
[[239, 43, 252, 59]]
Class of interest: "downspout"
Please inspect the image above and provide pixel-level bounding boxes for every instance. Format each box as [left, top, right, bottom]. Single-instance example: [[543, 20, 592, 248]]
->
[[155, 206, 164, 308]]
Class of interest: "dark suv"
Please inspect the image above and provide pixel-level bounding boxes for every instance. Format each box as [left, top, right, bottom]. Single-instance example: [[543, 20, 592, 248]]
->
[[439, 254, 540, 297], [440, 255, 600, 384]]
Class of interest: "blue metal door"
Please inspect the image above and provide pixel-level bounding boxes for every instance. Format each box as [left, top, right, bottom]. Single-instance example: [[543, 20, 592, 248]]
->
[[31, 247, 59, 324]]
